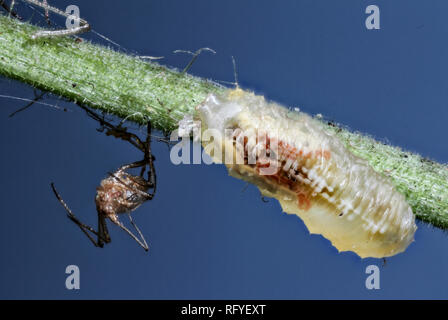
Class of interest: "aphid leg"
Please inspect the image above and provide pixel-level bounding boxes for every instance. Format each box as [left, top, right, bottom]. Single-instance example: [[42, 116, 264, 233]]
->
[[77, 104, 148, 153], [42, 0, 50, 25], [105, 128, 147, 154], [97, 214, 111, 247], [145, 120, 157, 194], [109, 216, 149, 251], [139, 162, 147, 177], [174, 47, 216, 74], [0, 0, 21, 19], [24, 0, 90, 39], [110, 161, 154, 200], [79, 106, 156, 194], [51, 183, 108, 247], [128, 213, 149, 250], [9, 90, 45, 118], [115, 160, 148, 173], [110, 120, 156, 199]]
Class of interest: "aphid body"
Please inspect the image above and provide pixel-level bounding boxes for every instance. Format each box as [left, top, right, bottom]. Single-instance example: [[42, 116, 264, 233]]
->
[[196, 88, 417, 258], [51, 116, 156, 252], [96, 171, 152, 221]]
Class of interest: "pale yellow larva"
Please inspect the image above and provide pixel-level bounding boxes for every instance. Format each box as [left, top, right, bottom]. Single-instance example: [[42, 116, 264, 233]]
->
[[195, 88, 417, 258]]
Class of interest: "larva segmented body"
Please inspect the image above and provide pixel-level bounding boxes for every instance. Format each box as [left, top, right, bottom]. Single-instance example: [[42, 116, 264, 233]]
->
[[196, 88, 416, 258]]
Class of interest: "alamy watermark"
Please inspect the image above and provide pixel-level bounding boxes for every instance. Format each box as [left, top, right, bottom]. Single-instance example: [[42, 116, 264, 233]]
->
[[365, 5, 380, 30], [65, 5, 80, 30], [365, 265, 380, 290], [65, 265, 80, 290], [169, 120, 331, 177]]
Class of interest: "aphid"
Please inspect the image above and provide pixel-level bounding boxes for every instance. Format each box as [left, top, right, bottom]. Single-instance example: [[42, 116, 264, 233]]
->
[[23, 0, 90, 39], [195, 88, 417, 258], [51, 109, 156, 251]]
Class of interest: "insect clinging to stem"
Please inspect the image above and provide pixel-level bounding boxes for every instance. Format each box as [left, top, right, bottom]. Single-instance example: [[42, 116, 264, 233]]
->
[[51, 106, 157, 251]]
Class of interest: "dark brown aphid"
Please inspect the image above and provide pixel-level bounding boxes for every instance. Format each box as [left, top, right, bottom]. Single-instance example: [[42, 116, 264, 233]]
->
[[51, 107, 156, 251]]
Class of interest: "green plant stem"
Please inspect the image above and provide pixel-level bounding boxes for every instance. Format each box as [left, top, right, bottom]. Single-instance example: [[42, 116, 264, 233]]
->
[[0, 15, 222, 132], [0, 15, 447, 229]]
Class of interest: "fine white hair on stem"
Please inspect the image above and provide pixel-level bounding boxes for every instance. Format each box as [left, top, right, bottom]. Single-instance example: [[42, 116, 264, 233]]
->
[[138, 56, 164, 61], [23, 0, 90, 39], [118, 112, 146, 127]]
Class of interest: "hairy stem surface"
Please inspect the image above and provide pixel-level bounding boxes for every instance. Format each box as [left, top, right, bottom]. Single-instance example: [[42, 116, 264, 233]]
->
[[0, 15, 446, 229]]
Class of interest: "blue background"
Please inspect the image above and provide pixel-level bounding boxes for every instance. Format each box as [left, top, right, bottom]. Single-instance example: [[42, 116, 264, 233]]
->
[[0, 0, 447, 299]]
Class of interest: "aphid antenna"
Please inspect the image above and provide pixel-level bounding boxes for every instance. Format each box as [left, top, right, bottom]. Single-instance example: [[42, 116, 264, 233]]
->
[[173, 47, 216, 74], [0, 93, 67, 115], [23, 0, 90, 39], [50, 182, 109, 247]]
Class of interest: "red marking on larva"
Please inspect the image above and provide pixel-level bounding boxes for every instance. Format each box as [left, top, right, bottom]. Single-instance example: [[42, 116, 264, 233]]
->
[[278, 141, 331, 160], [297, 192, 312, 211], [235, 132, 330, 212], [315, 150, 331, 160]]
